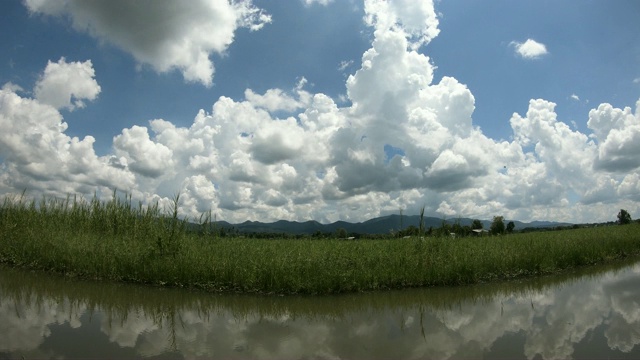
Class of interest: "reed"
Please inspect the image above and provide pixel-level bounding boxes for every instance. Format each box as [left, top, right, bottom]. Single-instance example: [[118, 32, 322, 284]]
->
[[1, 193, 639, 295]]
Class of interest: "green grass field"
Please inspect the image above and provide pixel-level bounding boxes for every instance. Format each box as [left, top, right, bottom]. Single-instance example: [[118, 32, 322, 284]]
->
[[1, 193, 639, 295]]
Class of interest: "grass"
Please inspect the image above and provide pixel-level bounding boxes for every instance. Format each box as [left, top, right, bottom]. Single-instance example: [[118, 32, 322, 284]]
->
[[1, 192, 639, 295]]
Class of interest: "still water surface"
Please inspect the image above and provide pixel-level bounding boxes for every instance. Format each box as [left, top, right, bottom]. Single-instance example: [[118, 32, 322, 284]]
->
[[1, 260, 639, 359]]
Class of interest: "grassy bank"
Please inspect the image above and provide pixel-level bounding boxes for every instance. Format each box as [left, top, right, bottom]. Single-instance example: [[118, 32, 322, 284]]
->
[[1, 193, 639, 295]]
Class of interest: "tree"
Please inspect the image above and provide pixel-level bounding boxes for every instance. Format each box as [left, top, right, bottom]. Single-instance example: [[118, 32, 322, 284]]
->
[[336, 228, 348, 238], [617, 209, 632, 225], [490, 216, 505, 235], [438, 218, 451, 237], [471, 219, 483, 230], [451, 217, 464, 236], [401, 225, 419, 237], [506, 221, 515, 233]]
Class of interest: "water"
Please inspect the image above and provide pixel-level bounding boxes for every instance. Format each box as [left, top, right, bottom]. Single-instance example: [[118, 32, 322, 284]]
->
[[1, 260, 639, 359]]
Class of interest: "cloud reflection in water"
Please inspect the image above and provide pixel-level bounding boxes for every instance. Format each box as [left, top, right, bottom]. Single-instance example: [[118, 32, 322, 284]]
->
[[0, 261, 639, 359]]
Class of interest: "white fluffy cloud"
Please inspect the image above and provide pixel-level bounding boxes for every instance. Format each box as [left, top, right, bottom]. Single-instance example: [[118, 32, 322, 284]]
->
[[0, 67, 134, 197], [2, 0, 639, 224], [113, 125, 175, 178], [33, 57, 101, 111], [588, 101, 640, 172], [244, 79, 312, 113], [364, 0, 440, 50], [24, 0, 271, 87], [511, 38, 549, 59]]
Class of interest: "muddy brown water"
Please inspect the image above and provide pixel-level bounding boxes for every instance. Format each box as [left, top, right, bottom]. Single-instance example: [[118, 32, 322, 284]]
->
[[1, 259, 639, 359]]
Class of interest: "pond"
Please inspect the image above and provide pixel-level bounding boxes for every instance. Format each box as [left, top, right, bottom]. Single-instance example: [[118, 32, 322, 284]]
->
[[1, 259, 639, 359]]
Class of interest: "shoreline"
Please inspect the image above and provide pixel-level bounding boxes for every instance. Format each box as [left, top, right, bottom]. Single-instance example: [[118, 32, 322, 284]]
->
[[5, 250, 640, 297], [2, 228, 639, 295]]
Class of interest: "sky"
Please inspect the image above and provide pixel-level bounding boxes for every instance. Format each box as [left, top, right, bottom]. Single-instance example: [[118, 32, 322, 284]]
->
[[0, 0, 639, 224]]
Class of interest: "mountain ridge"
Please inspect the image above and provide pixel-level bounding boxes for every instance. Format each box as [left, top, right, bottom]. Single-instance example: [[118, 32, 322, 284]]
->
[[207, 214, 572, 235]]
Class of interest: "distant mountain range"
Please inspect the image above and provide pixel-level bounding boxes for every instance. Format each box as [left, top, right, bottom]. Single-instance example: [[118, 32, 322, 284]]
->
[[209, 214, 572, 235]]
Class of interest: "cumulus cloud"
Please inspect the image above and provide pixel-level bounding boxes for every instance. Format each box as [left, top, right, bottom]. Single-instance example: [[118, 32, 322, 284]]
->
[[33, 57, 101, 111], [511, 39, 548, 59], [364, 0, 440, 50], [24, 0, 271, 87], [0, 62, 129, 201], [113, 125, 175, 178], [244, 79, 311, 113], [588, 101, 640, 172], [510, 99, 597, 190]]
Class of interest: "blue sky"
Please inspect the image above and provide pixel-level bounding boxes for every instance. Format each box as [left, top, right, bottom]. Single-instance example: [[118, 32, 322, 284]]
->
[[431, 0, 640, 138], [1, 0, 639, 224]]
